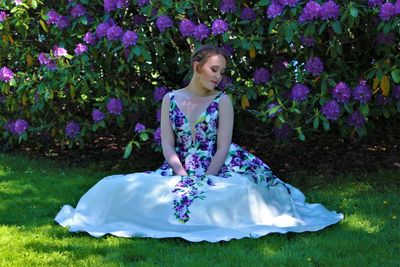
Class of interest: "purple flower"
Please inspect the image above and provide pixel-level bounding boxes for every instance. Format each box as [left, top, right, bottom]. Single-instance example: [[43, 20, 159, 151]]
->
[[392, 85, 400, 99], [193, 24, 210, 41], [267, 3, 283, 19], [253, 68, 271, 84], [241, 7, 257, 21], [14, 119, 29, 135], [379, 2, 396, 21], [46, 10, 59, 25], [0, 67, 14, 82], [96, 22, 110, 38], [156, 108, 161, 122], [368, 0, 383, 8], [83, 32, 97, 45], [134, 122, 146, 133], [154, 86, 169, 102], [305, 57, 324, 76], [353, 80, 372, 104], [71, 3, 86, 18], [220, 0, 237, 14], [116, 0, 129, 9], [332, 82, 351, 103], [0, 11, 7, 22], [321, 100, 340, 121], [46, 61, 57, 71], [38, 53, 51, 65], [279, 0, 299, 7], [218, 76, 233, 90], [273, 124, 292, 140], [56, 16, 70, 29], [347, 111, 366, 128], [104, 0, 117, 12], [375, 32, 395, 45], [107, 25, 123, 41], [4, 120, 16, 134], [212, 19, 229, 35], [156, 15, 173, 33], [92, 109, 105, 122], [300, 35, 316, 47], [133, 15, 146, 25], [137, 0, 149, 6], [122, 30, 138, 47], [153, 127, 161, 144], [320, 1, 340, 21], [375, 93, 391, 106], [290, 84, 310, 101], [107, 98, 123, 115], [222, 44, 234, 56], [179, 19, 195, 37], [65, 121, 80, 138], [299, 1, 321, 23], [74, 43, 88, 55], [53, 46, 67, 58]]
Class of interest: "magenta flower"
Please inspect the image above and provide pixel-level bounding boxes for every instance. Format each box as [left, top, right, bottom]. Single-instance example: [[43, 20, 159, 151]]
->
[[53, 46, 67, 58], [122, 30, 138, 47], [83, 32, 97, 45], [241, 7, 257, 21], [0, 67, 14, 82], [279, 0, 299, 7], [253, 68, 271, 84], [353, 80, 372, 104], [305, 57, 324, 76], [193, 24, 210, 41], [92, 109, 105, 122], [332, 82, 351, 103], [267, 3, 283, 19], [154, 86, 169, 102], [65, 121, 80, 138], [220, 0, 237, 14], [299, 1, 321, 23], [71, 3, 86, 18], [290, 84, 310, 101], [156, 15, 173, 33], [153, 127, 161, 144], [14, 119, 29, 135], [320, 1, 340, 21], [104, 0, 117, 12], [134, 122, 146, 133], [179, 19, 195, 37], [347, 111, 366, 128], [38, 53, 51, 65], [321, 100, 340, 121], [107, 25, 123, 41], [211, 19, 229, 35], [0, 11, 7, 22], [379, 2, 396, 21], [74, 43, 88, 55], [107, 98, 123, 115], [56, 16, 70, 29]]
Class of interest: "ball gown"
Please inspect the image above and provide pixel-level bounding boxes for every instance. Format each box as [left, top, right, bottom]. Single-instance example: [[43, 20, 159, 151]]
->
[[55, 91, 343, 242]]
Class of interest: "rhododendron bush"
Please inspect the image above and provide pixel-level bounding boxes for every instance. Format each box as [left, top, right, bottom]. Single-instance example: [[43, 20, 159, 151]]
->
[[1, 0, 400, 155]]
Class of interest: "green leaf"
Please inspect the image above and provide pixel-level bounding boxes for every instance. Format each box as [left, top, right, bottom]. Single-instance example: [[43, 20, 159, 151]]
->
[[284, 23, 294, 43], [391, 69, 400, 83], [30, 0, 38, 9], [313, 117, 320, 129], [360, 104, 369, 116], [397, 101, 400, 112], [123, 142, 133, 159], [299, 133, 305, 141], [323, 121, 330, 131], [258, 0, 270, 7], [331, 21, 342, 34], [139, 132, 149, 142], [350, 7, 358, 18]]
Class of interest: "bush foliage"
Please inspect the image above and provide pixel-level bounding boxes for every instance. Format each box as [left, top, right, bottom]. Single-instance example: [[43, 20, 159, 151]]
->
[[1, 0, 400, 155]]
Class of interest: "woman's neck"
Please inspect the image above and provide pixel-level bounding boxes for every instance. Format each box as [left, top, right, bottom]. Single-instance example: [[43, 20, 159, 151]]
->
[[185, 80, 216, 97]]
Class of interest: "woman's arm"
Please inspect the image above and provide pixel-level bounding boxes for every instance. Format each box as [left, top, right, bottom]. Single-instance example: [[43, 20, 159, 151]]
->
[[160, 93, 188, 176], [205, 94, 234, 176]]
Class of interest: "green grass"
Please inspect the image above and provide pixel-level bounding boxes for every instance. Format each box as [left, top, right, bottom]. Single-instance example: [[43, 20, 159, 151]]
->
[[0, 153, 399, 267]]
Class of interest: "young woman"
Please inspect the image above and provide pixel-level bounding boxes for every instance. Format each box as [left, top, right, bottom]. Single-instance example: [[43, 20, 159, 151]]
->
[[55, 45, 343, 242]]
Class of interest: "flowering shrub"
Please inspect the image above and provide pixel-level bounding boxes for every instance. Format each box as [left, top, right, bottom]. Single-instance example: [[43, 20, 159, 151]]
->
[[1, 0, 400, 155]]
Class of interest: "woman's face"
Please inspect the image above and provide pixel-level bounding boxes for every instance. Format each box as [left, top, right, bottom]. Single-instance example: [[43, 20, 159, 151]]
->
[[194, 54, 226, 91]]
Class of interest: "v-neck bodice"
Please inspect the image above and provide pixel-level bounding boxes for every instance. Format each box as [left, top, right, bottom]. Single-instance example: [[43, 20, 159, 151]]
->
[[169, 91, 223, 175]]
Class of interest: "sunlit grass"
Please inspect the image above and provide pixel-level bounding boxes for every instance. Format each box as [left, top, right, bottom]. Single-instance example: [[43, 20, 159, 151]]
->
[[0, 153, 399, 266]]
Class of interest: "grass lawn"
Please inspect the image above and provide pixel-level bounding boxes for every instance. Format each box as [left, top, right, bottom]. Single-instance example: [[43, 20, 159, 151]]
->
[[0, 153, 399, 266]]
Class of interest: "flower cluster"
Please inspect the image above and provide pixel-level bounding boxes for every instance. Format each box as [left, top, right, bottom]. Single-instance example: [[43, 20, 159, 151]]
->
[[299, 0, 340, 23], [107, 98, 123, 115], [154, 86, 169, 102], [332, 82, 351, 103], [38, 52, 57, 70], [46, 10, 70, 29], [211, 19, 229, 35], [134, 122, 146, 133], [353, 80, 372, 104], [254, 68, 271, 84], [156, 15, 173, 32], [5, 119, 29, 135], [65, 121, 80, 138], [95, 19, 138, 47], [74, 43, 88, 55], [71, 3, 86, 18], [220, 0, 237, 14], [378, 2, 400, 21], [0, 11, 7, 22], [241, 7, 257, 21], [305, 57, 324, 76], [321, 100, 340, 121], [291, 84, 310, 101], [92, 109, 105, 122], [347, 111, 366, 128], [103, 0, 129, 12], [0, 67, 14, 82]]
